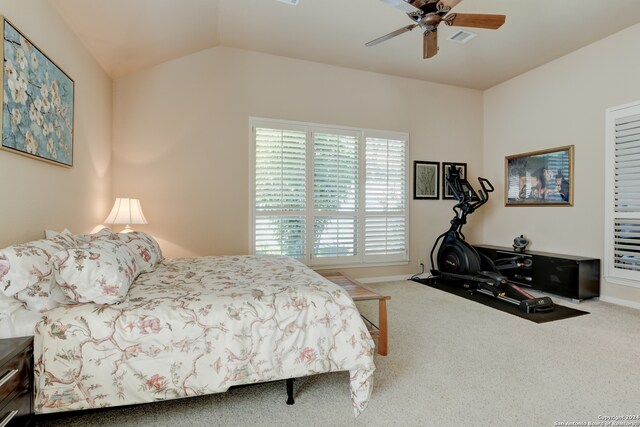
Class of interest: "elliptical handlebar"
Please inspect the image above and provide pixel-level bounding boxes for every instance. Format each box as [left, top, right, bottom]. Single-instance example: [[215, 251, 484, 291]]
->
[[470, 177, 493, 210], [478, 177, 494, 194], [446, 170, 495, 215]]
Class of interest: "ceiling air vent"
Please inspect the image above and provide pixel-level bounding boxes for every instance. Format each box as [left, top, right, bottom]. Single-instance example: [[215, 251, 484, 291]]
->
[[448, 30, 477, 44], [275, 0, 300, 5]]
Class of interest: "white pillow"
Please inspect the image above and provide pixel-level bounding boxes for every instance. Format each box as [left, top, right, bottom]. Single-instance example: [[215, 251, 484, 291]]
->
[[0, 292, 24, 321], [74, 228, 115, 244], [45, 229, 76, 247], [51, 239, 139, 305], [0, 237, 75, 313], [0, 238, 67, 297], [116, 232, 163, 273], [13, 279, 60, 313], [73, 229, 162, 274]]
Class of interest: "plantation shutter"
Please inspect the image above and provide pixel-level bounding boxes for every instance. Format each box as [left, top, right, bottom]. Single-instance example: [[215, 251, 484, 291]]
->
[[606, 103, 640, 284], [253, 126, 307, 259], [312, 130, 359, 264], [364, 134, 408, 263], [251, 118, 409, 267]]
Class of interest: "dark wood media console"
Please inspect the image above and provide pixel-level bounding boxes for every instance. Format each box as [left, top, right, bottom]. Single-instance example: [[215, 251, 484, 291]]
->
[[473, 245, 600, 301]]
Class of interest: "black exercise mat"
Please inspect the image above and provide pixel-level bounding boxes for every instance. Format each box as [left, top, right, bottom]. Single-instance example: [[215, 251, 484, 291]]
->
[[411, 278, 589, 323]]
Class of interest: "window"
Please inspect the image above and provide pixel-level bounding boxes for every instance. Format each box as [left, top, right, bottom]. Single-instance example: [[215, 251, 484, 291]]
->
[[605, 101, 640, 287], [251, 118, 409, 267]]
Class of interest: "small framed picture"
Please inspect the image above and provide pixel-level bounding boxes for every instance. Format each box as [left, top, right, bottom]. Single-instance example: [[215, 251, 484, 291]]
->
[[442, 162, 467, 200], [414, 161, 439, 200]]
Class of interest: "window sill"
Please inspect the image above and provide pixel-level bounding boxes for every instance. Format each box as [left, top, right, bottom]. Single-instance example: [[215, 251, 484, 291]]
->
[[311, 260, 409, 271], [604, 275, 640, 289]]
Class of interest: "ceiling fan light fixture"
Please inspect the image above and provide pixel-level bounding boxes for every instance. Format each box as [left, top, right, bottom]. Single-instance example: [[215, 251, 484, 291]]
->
[[275, 0, 300, 5], [448, 29, 477, 44]]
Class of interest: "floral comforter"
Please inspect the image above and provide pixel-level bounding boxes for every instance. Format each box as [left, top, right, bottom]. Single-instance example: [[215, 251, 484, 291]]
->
[[34, 256, 375, 416]]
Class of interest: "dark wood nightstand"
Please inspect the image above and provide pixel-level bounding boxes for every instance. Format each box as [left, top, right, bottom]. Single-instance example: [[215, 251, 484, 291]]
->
[[0, 337, 33, 427]]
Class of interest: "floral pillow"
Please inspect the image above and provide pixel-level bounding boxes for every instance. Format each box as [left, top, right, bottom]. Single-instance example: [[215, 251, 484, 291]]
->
[[51, 238, 139, 305], [0, 238, 70, 313], [115, 232, 163, 273], [13, 279, 60, 313], [44, 229, 76, 248], [0, 238, 67, 297], [73, 229, 162, 274], [74, 227, 115, 244]]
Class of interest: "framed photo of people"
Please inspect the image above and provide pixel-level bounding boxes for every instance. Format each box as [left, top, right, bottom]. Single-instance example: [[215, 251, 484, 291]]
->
[[505, 145, 574, 206]]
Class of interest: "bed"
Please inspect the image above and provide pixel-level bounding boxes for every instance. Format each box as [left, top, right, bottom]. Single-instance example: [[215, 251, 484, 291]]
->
[[31, 254, 376, 416]]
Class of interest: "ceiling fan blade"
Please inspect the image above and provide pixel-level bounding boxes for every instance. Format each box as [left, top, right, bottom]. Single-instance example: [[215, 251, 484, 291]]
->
[[423, 30, 438, 59], [366, 24, 418, 47], [438, 0, 462, 10], [447, 13, 506, 29], [379, 0, 422, 14]]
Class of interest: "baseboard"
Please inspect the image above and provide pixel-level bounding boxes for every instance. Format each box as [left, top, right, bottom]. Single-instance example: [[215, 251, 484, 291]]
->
[[358, 274, 412, 284], [599, 295, 640, 310]]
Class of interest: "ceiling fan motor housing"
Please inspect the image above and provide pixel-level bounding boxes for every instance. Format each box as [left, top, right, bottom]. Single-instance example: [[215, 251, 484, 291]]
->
[[421, 14, 442, 26]]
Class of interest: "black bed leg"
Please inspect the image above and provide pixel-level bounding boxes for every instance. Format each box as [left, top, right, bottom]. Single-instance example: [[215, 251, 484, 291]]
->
[[286, 378, 295, 405]]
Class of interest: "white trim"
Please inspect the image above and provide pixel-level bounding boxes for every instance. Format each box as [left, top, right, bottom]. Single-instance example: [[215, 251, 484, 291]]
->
[[250, 116, 407, 140], [604, 275, 640, 289], [358, 274, 412, 284], [248, 119, 256, 253], [600, 295, 640, 310], [313, 260, 409, 271], [604, 101, 640, 288]]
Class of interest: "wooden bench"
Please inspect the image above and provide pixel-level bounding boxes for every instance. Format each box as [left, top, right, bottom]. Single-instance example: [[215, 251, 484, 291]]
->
[[321, 272, 390, 356]]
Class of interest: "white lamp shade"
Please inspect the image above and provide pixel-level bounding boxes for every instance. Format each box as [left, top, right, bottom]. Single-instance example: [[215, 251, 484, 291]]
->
[[104, 198, 148, 225]]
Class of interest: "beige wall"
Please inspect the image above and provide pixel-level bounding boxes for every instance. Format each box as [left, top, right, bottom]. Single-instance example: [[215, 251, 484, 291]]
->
[[3, 3, 639, 303], [482, 23, 640, 305], [0, 0, 112, 247], [112, 46, 484, 278]]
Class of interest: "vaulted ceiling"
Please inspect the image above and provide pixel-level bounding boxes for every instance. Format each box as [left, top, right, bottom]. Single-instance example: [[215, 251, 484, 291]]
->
[[49, 0, 640, 89]]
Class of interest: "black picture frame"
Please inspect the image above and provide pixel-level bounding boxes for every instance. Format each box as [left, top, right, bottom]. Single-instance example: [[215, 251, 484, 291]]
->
[[442, 162, 467, 200], [413, 161, 439, 200]]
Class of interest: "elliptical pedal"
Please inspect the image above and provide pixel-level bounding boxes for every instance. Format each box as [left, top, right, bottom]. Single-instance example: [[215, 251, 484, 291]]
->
[[519, 297, 554, 313]]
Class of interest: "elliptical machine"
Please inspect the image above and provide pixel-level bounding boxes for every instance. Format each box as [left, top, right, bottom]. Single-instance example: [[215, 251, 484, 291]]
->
[[426, 167, 554, 313]]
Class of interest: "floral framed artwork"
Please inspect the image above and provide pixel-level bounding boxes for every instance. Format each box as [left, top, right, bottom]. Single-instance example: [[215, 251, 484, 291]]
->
[[1, 16, 74, 167], [414, 161, 439, 200], [505, 145, 574, 206], [442, 162, 467, 200]]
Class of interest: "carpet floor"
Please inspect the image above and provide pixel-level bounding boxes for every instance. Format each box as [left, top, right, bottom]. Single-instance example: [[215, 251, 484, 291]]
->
[[35, 280, 640, 427]]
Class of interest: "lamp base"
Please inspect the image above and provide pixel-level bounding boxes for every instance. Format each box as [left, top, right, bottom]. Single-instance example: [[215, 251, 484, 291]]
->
[[120, 225, 134, 233]]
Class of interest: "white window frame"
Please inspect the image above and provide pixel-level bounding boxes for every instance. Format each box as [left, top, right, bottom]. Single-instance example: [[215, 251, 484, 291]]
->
[[605, 100, 640, 288], [249, 117, 409, 269]]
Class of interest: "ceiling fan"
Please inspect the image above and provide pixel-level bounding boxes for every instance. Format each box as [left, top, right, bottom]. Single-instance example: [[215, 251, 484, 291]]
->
[[366, 0, 506, 59]]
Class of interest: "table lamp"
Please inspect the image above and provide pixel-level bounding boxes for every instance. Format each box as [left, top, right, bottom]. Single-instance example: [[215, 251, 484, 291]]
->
[[104, 198, 148, 232]]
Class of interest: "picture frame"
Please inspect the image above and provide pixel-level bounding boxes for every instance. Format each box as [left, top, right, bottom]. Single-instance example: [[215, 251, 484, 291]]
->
[[413, 161, 439, 200], [505, 145, 574, 206], [442, 162, 467, 200], [1, 16, 74, 167]]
